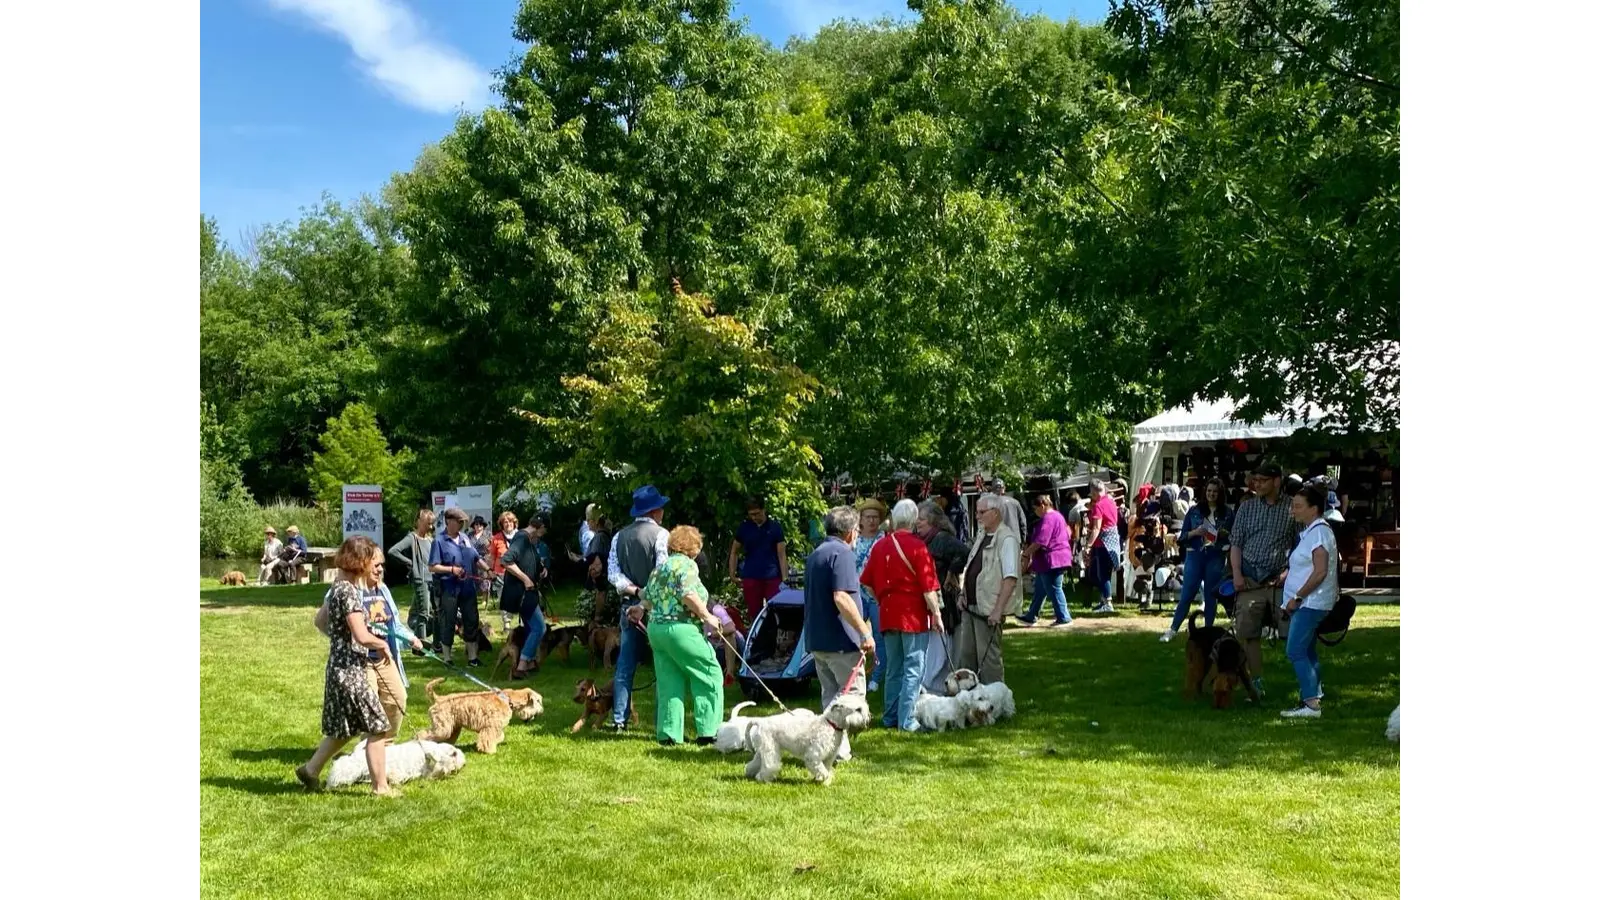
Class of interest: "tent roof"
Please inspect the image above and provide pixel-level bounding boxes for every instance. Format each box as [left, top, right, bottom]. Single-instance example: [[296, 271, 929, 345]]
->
[[1132, 397, 1324, 444]]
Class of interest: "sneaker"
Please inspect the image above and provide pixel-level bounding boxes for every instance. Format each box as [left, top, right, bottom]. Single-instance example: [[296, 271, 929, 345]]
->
[[1093, 603, 1115, 614], [1280, 704, 1322, 719], [1017, 618, 1040, 628], [467, 658, 482, 668], [1158, 629, 1177, 642], [1050, 619, 1074, 628], [902, 721, 924, 734], [694, 737, 716, 747], [607, 722, 627, 733]]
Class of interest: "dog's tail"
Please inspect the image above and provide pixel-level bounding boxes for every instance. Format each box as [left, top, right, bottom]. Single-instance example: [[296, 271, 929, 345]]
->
[[425, 677, 445, 702], [726, 701, 755, 722], [1187, 610, 1200, 635]]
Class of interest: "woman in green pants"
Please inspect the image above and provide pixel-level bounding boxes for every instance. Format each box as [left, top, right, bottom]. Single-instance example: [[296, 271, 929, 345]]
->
[[633, 525, 725, 746]]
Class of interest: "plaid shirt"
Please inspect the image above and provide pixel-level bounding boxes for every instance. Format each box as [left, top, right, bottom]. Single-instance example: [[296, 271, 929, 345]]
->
[[1230, 494, 1300, 582]]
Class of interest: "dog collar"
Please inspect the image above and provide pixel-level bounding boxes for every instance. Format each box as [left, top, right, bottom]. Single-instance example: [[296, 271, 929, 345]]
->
[[826, 719, 844, 732]]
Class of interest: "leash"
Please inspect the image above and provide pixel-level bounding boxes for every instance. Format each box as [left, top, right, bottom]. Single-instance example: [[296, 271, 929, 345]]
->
[[420, 649, 509, 702], [717, 630, 790, 711]]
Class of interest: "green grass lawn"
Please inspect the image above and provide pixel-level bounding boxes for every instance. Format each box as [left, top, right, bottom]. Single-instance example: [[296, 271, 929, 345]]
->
[[200, 581, 1399, 899]]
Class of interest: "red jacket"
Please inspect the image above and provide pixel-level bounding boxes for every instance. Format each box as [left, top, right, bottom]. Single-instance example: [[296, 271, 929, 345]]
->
[[859, 532, 940, 633]]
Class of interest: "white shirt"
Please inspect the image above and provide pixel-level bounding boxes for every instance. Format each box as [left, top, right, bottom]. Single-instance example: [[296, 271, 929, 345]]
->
[[579, 521, 595, 557], [1284, 519, 1339, 611], [606, 516, 670, 595]]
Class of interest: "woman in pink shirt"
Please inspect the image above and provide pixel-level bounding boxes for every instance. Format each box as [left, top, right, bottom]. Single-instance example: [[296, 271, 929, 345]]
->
[[1018, 494, 1075, 627], [1084, 479, 1123, 613]]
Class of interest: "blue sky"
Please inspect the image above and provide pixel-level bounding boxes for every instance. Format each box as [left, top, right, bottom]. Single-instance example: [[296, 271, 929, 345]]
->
[[202, 0, 1107, 247]]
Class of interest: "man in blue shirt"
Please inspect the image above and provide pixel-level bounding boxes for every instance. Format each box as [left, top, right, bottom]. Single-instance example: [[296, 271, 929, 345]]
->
[[802, 505, 875, 762], [728, 495, 789, 630]]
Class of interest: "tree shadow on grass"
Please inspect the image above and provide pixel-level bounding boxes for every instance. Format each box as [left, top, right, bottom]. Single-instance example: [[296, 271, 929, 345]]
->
[[201, 584, 327, 610], [231, 747, 308, 764]]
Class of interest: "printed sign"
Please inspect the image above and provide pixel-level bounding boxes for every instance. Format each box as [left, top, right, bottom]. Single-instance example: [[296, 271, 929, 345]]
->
[[342, 484, 383, 548], [455, 484, 493, 533]]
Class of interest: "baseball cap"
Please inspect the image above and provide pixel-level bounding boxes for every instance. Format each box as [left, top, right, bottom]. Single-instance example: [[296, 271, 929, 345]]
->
[[1252, 461, 1284, 479]]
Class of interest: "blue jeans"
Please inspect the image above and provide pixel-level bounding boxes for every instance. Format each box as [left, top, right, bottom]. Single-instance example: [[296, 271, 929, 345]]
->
[[517, 603, 548, 664], [1286, 605, 1331, 702], [863, 595, 884, 688], [613, 604, 648, 725], [880, 630, 929, 731], [1170, 552, 1225, 631], [1021, 567, 1071, 624]]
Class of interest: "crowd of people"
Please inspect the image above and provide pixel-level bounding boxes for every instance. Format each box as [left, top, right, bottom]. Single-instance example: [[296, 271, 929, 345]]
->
[[296, 463, 1349, 792]]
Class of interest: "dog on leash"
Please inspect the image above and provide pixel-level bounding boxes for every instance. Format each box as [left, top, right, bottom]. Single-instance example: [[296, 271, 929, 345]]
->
[[489, 623, 591, 681], [1184, 611, 1259, 708], [219, 570, 247, 587], [745, 694, 871, 786], [588, 627, 622, 671], [325, 738, 466, 789], [944, 668, 980, 696], [414, 678, 543, 754], [1385, 705, 1400, 742], [572, 678, 636, 733], [715, 701, 817, 753], [914, 688, 994, 732], [964, 682, 1015, 723]]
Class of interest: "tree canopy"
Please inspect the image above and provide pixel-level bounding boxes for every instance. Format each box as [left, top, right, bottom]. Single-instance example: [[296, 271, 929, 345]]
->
[[199, 0, 1400, 555]]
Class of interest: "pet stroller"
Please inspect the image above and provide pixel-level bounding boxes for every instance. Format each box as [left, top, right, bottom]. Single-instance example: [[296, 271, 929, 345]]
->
[[736, 587, 817, 703]]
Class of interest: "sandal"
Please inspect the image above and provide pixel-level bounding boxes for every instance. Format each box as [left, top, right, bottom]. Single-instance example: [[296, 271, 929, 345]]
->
[[294, 765, 321, 792]]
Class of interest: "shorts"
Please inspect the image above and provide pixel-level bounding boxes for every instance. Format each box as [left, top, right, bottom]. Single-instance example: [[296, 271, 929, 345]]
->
[[1232, 578, 1281, 640], [364, 657, 407, 740]]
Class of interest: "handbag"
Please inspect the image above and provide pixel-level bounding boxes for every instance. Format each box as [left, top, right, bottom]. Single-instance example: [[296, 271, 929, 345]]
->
[[888, 534, 943, 622]]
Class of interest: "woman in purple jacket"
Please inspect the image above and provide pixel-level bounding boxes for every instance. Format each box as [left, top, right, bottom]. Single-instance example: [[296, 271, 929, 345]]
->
[[1018, 493, 1075, 628]]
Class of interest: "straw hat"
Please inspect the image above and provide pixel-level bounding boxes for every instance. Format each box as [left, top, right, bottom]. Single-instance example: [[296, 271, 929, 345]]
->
[[856, 497, 888, 518]]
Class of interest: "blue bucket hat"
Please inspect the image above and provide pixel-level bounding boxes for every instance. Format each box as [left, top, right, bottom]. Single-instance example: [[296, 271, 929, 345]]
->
[[629, 484, 670, 518]]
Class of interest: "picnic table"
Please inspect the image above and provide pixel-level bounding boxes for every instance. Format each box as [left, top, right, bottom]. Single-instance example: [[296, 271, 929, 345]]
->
[[306, 547, 337, 583]]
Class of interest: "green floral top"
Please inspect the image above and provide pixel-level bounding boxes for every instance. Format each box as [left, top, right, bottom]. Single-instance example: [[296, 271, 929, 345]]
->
[[642, 553, 708, 623]]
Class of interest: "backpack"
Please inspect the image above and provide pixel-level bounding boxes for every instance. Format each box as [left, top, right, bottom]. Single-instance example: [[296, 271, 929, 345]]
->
[[1316, 592, 1359, 646]]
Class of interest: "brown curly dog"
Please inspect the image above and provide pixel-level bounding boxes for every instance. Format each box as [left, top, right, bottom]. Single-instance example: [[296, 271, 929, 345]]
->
[[415, 678, 543, 754], [219, 571, 247, 586]]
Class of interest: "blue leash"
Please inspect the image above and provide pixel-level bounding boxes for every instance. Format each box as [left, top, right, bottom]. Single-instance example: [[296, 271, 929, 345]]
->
[[420, 648, 508, 701]]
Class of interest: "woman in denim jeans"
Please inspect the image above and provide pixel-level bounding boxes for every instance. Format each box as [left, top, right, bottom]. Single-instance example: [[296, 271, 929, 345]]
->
[[1280, 485, 1340, 719], [1017, 494, 1073, 628], [1160, 478, 1232, 642]]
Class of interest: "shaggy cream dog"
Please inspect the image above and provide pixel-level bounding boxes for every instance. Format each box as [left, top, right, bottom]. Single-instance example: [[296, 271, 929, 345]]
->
[[966, 681, 1015, 722], [713, 701, 818, 754], [415, 678, 544, 754], [744, 694, 871, 786], [944, 667, 980, 696], [914, 687, 992, 732], [1385, 705, 1400, 742], [325, 739, 466, 789]]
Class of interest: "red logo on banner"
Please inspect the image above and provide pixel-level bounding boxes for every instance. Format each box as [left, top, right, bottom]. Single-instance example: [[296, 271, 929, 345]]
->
[[345, 491, 383, 503]]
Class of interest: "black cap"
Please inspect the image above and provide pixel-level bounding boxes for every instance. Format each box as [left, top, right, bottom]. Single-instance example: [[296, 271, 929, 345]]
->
[[528, 513, 550, 529], [1252, 460, 1284, 478], [470, 515, 488, 527]]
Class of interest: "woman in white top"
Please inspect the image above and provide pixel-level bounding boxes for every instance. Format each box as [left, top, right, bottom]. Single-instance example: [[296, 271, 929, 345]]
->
[[1280, 484, 1340, 719]]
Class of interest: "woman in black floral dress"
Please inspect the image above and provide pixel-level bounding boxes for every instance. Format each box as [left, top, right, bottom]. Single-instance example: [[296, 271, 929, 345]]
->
[[295, 537, 413, 796]]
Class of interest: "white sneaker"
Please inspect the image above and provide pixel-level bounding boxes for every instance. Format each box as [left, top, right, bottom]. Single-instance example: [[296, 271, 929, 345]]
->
[[1049, 619, 1074, 629], [1158, 629, 1176, 642], [1093, 603, 1115, 614], [1280, 704, 1322, 719]]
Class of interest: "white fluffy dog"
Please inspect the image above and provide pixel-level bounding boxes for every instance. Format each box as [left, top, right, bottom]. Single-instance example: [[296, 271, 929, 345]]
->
[[1385, 705, 1400, 742], [745, 694, 871, 786], [714, 701, 818, 754], [965, 681, 1015, 723], [914, 687, 995, 732], [944, 667, 980, 696], [325, 739, 466, 789]]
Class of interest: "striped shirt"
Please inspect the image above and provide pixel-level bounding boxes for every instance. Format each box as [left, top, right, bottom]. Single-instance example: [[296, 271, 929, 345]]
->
[[1230, 494, 1300, 583]]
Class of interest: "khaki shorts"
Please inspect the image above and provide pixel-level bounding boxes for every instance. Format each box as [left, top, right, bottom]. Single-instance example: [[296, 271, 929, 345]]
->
[[1232, 579, 1281, 640], [365, 657, 407, 739]]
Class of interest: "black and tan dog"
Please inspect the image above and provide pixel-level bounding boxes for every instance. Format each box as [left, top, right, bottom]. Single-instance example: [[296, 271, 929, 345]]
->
[[572, 677, 636, 733], [491, 623, 591, 681], [1184, 611, 1260, 708]]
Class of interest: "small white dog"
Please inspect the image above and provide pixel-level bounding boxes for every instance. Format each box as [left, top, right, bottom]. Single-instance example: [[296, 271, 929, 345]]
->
[[965, 681, 1015, 722], [745, 694, 871, 786], [914, 689, 969, 732], [325, 739, 466, 789], [944, 668, 980, 696], [1385, 705, 1400, 742], [714, 701, 818, 753]]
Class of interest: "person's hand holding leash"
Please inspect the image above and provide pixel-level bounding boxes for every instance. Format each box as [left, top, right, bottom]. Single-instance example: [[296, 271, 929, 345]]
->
[[986, 609, 1003, 628]]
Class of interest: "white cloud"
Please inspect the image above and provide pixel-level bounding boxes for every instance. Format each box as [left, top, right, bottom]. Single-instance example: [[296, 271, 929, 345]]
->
[[266, 0, 490, 114], [769, 1, 910, 36]]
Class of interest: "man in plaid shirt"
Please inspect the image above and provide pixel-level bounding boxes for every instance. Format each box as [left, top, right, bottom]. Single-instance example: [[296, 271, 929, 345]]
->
[[1229, 461, 1301, 697]]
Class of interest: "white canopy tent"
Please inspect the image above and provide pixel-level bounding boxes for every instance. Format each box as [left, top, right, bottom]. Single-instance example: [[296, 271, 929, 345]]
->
[[1129, 398, 1325, 490]]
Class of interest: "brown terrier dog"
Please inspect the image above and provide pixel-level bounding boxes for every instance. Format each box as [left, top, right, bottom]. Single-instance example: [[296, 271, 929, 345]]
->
[[571, 678, 635, 733], [588, 626, 622, 671], [490, 623, 592, 681], [416, 678, 543, 754], [1184, 612, 1261, 709], [219, 571, 247, 587]]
